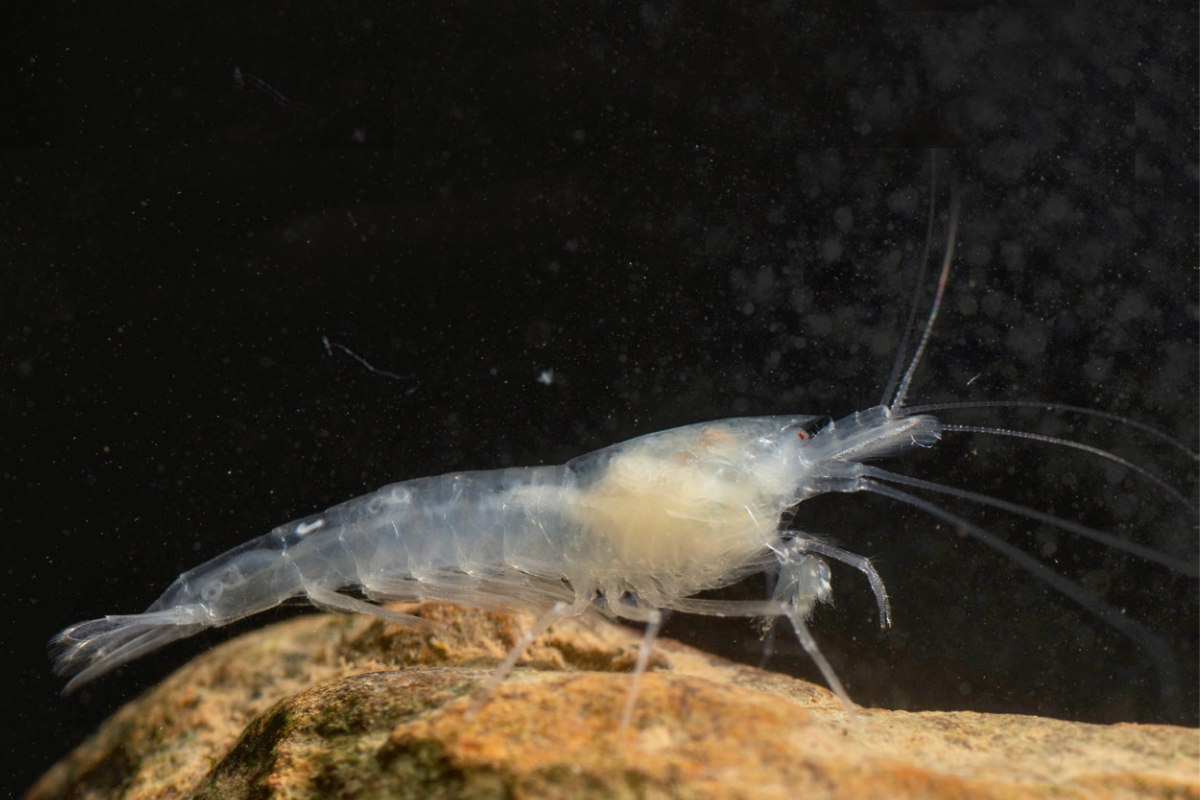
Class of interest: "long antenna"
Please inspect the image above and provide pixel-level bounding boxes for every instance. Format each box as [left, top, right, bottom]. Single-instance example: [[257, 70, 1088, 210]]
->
[[879, 153, 939, 408], [889, 185, 960, 412]]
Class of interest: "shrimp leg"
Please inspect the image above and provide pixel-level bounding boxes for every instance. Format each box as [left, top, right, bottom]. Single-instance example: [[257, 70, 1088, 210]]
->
[[606, 594, 665, 729], [788, 538, 892, 628], [468, 596, 592, 717], [301, 584, 434, 628], [660, 594, 858, 707], [784, 608, 855, 709], [664, 548, 861, 709], [664, 534, 892, 628]]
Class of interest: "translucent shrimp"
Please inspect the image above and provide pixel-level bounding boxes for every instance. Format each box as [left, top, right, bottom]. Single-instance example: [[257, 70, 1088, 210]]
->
[[50, 184, 1197, 726], [49, 412, 910, 699]]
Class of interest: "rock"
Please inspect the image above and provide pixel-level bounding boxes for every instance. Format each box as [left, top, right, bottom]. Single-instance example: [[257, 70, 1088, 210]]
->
[[25, 603, 1199, 800]]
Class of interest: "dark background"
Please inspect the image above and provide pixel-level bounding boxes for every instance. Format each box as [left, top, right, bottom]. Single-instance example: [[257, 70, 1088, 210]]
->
[[4, 1, 1197, 795]]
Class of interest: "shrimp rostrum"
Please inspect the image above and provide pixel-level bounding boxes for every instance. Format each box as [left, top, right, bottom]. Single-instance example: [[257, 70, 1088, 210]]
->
[[51, 192, 1196, 721]]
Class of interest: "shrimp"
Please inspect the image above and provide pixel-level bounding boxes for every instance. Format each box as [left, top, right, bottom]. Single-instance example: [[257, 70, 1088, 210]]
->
[[49, 411, 910, 702], [49, 180, 1197, 727]]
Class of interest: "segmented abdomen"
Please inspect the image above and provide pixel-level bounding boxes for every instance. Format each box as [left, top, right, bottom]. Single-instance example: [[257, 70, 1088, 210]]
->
[[271, 466, 582, 599]]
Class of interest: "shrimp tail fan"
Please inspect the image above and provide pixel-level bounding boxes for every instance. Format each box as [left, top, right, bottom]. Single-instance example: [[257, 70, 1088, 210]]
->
[[49, 607, 208, 694]]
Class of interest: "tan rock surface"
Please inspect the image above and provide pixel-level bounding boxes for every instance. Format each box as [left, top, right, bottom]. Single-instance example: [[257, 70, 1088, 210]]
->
[[25, 603, 1199, 800]]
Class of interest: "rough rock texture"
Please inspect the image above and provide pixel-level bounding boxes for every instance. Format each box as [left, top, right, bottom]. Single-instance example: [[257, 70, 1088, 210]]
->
[[26, 603, 1199, 800]]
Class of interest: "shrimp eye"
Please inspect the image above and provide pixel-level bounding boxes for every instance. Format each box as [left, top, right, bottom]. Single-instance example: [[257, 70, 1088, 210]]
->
[[794, 415, 830, 443]]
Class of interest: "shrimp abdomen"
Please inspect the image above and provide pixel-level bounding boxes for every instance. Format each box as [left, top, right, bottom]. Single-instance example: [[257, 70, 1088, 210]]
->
[[50, 532, 306, 693]]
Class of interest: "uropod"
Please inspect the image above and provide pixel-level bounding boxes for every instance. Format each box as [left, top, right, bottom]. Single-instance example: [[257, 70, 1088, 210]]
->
[[50, 167, 1198, 727]]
